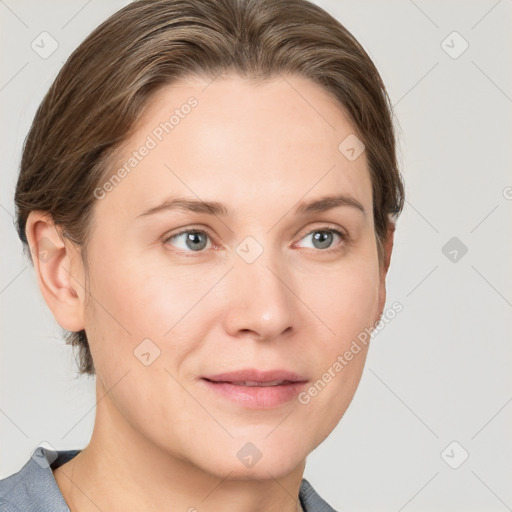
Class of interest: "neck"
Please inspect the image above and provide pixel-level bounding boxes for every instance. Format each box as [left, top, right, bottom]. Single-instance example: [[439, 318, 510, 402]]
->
[[54, 384, 306, 512]]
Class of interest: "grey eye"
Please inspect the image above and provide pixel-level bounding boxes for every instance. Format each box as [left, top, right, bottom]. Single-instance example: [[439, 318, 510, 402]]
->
[[298, 229, 343, 250], [167, 230, 210, 252]]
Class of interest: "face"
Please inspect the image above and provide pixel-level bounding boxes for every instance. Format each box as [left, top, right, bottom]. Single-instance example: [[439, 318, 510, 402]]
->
[[75, 73, 387, 479]]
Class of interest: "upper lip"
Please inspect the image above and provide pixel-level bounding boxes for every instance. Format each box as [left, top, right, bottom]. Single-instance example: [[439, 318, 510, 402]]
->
[[202, 369, 308, 384]]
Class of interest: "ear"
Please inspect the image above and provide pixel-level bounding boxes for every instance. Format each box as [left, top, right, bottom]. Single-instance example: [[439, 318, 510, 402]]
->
[[376, 221, 395, 319], [25, 211, 86, 332]]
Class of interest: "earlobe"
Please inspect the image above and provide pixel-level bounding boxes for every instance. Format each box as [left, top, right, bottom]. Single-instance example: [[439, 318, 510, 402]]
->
[[25, 211, 86, 333]]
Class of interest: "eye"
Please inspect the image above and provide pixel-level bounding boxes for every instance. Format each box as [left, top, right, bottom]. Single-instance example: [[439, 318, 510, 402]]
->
[[164, 225, 347, 255], [165, 229, 212, 253], [295, 226, 346, 251]]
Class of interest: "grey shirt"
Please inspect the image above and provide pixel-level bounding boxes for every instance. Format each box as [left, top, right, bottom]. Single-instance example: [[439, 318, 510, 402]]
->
[[0, 446, 337, 511]]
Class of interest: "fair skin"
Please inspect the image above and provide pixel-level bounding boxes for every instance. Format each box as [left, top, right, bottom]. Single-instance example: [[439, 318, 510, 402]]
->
[[26, 73, 394, 512]]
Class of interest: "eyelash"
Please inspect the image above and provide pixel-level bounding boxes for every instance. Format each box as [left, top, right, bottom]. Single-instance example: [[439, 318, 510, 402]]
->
[[163, 224, 349, 256]]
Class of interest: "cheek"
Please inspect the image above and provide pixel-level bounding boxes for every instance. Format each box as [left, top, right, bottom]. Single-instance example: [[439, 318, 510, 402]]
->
[[85, 253, 177, 335], [83, 256, 214, 379], [306, 252, 381, 350], [295, 253, 379, 421], [341, 263, 380, 328], [85, 233, 381, 371]]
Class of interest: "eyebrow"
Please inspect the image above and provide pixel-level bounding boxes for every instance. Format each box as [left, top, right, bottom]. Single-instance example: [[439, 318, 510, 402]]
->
[[136, 193, 366, 219]]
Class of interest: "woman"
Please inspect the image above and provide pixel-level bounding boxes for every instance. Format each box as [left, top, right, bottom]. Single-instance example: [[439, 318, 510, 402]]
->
[[0, 0, 404, 510]]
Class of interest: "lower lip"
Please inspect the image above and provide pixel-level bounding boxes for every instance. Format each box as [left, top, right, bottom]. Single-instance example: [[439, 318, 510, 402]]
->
[[201, 379, 307, 409]]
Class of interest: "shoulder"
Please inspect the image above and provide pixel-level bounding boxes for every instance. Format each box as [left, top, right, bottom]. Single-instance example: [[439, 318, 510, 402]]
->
[[299, 478, 338, 512], [0, 496, 23, 512], [0, 446, 80, 512]]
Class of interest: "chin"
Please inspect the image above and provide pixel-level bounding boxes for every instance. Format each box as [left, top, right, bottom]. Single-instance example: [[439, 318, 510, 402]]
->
[[195, 437, 307, 481], [206, 456, 303, 482]]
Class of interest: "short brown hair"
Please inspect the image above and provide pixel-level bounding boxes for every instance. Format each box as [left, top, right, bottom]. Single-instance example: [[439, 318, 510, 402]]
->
[[15, 0, 405, 375]]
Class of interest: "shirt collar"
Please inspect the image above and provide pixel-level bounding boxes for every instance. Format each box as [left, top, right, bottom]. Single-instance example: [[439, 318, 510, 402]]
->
[[1, 446, 335, 512]]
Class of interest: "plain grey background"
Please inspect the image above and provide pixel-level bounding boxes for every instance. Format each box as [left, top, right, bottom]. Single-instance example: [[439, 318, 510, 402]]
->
[[1, 1, 511, 511]]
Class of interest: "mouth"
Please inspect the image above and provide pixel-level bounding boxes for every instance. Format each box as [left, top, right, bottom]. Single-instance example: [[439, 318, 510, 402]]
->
[[200, 369, 308, 409], [207, 379, 296, 387]]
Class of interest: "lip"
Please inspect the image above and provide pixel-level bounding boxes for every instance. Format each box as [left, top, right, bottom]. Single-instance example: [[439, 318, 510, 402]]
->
[[201, 369, 308, 409]]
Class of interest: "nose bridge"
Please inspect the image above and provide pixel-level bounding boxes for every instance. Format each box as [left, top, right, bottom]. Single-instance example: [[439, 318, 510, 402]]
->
[[224, 240, 295, 340]]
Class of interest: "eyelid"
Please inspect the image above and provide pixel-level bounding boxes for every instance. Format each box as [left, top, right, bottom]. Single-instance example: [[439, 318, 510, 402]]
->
[[163, 222, 350, 254], [295, 222, 349, 243], [163, 226, 217, 248], [293, 223, 349, 254]]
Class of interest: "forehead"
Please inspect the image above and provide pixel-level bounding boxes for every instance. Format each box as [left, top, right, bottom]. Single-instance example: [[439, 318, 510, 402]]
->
[[97, 73, 372, 220]]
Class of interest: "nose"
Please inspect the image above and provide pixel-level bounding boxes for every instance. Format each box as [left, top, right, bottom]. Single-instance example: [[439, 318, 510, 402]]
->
[[222, 250, 296, 342]]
